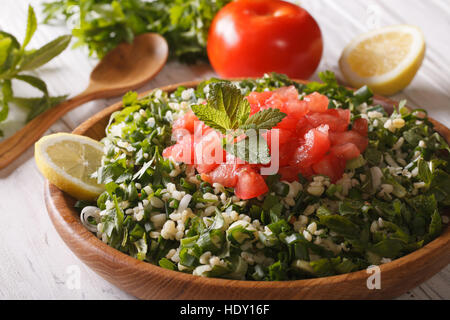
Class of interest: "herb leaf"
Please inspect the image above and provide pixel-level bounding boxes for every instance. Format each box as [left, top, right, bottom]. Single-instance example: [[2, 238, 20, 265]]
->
[[241, 108, 286, 130], [191, 103, 231, 134], [20, 35, 72, 71], [227, 133, 271, 165], [192, 82, 285, 163], [22, 5, 37, 50]]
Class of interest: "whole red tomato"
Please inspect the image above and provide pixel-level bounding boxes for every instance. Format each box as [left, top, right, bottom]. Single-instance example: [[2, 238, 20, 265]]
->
[[207, 0, 323, 79]]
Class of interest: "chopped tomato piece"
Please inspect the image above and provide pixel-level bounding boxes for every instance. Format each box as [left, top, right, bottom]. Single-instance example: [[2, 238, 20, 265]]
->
[[306, 109, 350, 132], [352, 118, 368, 136], [163, 135, 194, 164], [330, 143, 360, 160], [172, 110, 199, 133], [297, 164, 314, 179], [277, 138, 297, 166], [304, 92, 329, 113], [278, 166, 299, 182], [246, 91, 274, 115], [295, 117, 314, 138], [193, 130, 224, 173], [204, 154, 246, 188], [275, 114, 298, 131], [274, 85, 299, 101], [235, 166, 268, 199], [312, 153, 346, 183], [329, 130, 368, 153], [162, 145, 174, 158], [290, 125, 330, 167], [262, 128, 293, 150], [283, 99, 309, 119], [205, 164, 239, 188]]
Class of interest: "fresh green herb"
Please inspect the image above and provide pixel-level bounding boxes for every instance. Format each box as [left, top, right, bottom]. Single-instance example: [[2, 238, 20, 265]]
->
[[42, 0, 231, 63], [191, 82, 286, 164], [0, 5, 70, 137]]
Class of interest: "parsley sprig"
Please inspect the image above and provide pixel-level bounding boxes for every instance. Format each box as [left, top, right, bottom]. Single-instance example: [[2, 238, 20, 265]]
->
[[42, 0, 231, 63], [191, 82, 286, 164]]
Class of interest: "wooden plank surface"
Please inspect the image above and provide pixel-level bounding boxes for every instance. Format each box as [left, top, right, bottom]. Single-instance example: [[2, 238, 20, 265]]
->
[[0, 0, 448, 300]]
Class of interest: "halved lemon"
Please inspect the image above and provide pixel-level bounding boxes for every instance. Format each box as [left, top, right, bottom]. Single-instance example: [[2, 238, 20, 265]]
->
[[339, 25, 425, 95], [35, 133, 105, 200]]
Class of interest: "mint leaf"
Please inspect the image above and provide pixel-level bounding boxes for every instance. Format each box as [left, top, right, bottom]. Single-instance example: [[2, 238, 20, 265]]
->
[[193, 82, 285, 133], [191, 103, 231, 134], [241, 108, 286, 130], [227, 133, 271, 164], [207, 82, 251, 129], [192, 82, 286, 164]]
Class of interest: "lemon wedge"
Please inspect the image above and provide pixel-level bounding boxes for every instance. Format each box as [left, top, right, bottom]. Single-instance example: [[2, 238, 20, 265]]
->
[[35, 133, 104, 200], [339, 25, 425, 95]]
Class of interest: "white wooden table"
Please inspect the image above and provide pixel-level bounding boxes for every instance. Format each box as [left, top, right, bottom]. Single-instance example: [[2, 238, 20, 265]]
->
[[0, 0, 449, 300]]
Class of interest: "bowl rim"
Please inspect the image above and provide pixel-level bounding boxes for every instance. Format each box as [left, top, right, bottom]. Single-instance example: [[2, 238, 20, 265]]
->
[[45, 79, 450, 298]]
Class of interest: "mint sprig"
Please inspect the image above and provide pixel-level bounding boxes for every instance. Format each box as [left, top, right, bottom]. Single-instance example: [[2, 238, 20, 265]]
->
[[191, 82, 286, 164]]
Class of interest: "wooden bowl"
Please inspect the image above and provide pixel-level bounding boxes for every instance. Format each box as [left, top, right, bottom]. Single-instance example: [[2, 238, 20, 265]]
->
[[44, 80, 450, 300]]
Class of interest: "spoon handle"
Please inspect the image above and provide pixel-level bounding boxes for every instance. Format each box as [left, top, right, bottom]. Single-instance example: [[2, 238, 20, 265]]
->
[[0, 90, 97, 169]]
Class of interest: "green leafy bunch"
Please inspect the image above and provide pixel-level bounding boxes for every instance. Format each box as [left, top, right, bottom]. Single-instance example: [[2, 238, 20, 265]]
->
[[0, 5, 71, 137], [42, 0, 231, 63], [191, 82, 286, 164]]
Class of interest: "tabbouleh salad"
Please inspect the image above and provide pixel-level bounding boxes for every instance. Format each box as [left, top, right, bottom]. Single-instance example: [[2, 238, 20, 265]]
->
[[77, 72, 450, 281]]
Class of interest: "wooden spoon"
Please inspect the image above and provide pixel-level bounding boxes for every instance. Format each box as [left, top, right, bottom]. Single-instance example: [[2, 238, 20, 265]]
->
[[0, 33, 168, 169]]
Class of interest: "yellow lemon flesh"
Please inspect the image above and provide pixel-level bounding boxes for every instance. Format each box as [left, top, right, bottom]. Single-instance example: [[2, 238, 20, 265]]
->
[[339, 25, 425, 95], [35, 133, 104, 200]]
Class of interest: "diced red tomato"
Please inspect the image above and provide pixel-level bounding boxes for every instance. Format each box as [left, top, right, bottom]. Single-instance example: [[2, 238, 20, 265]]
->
[[264, 93, 284, 110], [290, 125, 330, 167], [262, 128, 293, 150], [304, 92, 329, 113], [279, 164, 314, 181], [312, 153, 346, 183], [295, 117, 314, 138], [277, 138, 297, 166], [278, 166, 300, 182], [162, 135, 194, 164], [193, 129, 224, 173], [203, 154, 246, 188], [204, 164, 238, 188], [274, 85, 299, 101], [246, 91, 273, 115], [329, 130, 368, 153], [235, 166, 268, 199], [306, 108, 350, 132], [330, 143, 360, 160], [297, 164, 315, 179], [275, 114, 298, 131], [352, 118, 368, 136], [172, 110, 199, 133], [162, 145, 174, 158], [282, 99, 309, 119], [273, 86, 308, 119]]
